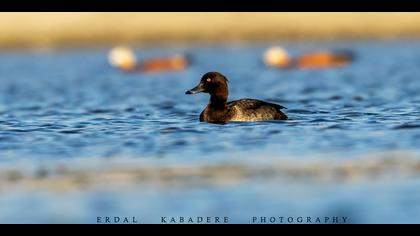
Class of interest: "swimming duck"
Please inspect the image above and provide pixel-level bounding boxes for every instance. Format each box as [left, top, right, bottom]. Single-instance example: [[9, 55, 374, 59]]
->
[[263, 46, 354, 69], [108, 46, 190, 73], [186, 72, 288, 123]]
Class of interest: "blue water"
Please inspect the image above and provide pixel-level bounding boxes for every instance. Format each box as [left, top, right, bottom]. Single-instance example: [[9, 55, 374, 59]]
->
[[1, 41, 420, 223]]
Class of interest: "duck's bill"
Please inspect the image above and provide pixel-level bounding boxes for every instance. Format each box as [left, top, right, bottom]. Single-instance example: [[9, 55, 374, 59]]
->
[[185, 83, 205, 94]]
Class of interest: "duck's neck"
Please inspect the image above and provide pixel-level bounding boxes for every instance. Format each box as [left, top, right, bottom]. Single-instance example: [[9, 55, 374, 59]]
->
[[209, 87, 228, 109], [209, 95, 227, 110], [208, 84, 229, 110]]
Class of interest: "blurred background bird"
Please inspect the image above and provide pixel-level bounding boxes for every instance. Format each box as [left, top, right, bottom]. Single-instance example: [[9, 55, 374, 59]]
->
[[108, 46, 190, 73], [263, 46, 354, 69]]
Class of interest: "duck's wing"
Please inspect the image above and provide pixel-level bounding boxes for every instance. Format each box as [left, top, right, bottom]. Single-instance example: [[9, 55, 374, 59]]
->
[[227, 99, 288, 121], [227, 99, 286, 111]]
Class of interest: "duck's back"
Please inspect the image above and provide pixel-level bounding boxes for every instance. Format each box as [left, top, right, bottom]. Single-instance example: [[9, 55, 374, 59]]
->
[[227, 99, 288, 121]]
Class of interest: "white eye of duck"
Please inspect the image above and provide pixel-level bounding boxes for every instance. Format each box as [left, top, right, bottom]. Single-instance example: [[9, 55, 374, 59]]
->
[[206, 78, 212, 82]]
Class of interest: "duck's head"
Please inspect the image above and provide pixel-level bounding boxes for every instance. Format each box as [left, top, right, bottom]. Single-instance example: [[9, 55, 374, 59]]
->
[[186, 72, 229, 96]]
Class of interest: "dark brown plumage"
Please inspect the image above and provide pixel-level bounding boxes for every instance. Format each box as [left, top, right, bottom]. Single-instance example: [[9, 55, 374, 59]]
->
[[186, 72, 288, 124]]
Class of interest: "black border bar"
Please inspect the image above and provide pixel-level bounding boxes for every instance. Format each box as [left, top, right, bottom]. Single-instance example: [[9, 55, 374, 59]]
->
[[2, 1, 420, 12]]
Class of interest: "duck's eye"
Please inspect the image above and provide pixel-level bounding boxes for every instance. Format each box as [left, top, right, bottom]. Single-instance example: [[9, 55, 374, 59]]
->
[[206, 78, 212, 82]]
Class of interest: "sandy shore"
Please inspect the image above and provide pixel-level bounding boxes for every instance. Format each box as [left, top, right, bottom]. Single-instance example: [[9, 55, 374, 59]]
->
[[1, 13, 420, 49], [1, 151, 419, 193]]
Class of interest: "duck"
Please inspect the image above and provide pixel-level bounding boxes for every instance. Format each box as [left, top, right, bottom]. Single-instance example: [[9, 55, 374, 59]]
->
[[263, 46, 354, 69], [108, 46, 190, 73], [186, 72, 288, 123]]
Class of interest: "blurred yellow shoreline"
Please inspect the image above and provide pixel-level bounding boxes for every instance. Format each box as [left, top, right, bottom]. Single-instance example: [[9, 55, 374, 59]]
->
[[1, 13, 420, 49]]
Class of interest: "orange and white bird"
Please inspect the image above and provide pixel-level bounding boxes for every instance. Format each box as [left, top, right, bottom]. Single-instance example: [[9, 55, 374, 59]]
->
[[263, 46, 354, 69], [108, 46, 190, 73]]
